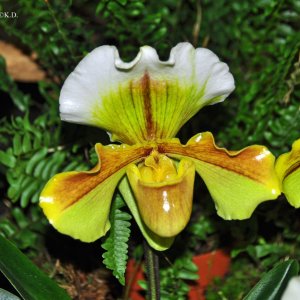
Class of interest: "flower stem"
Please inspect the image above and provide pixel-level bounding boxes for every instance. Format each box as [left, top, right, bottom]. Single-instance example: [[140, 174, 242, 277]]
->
[[143, 240, 160, 300]]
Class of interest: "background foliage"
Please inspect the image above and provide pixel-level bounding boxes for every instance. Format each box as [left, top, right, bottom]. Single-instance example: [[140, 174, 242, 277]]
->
[[0, 0, 299, 298]]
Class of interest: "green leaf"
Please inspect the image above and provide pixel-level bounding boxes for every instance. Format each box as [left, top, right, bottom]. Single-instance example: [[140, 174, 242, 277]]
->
[[11, 208, 28, 229], [20, 179, 39, 208], [22, 133, 32, 153], [0, 150, 16, 168], [25, 148, 48, 175], [13, 135, 22, 156], [138, 280, 147, 290], [0, 235, 71, 300], [244, 260, 299, 300], [101, 194, 131, 285], [0, 288, 21, 300], [177, 269, 199, 281], [0, 220, 17, 237]]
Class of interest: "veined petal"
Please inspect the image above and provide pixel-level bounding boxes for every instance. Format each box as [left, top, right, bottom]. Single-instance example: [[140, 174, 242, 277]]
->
[[157, 132, 280, 219], [60, 43, 234, 144], [39, 143, 152, 242], [276, 138, 300, 207], [118, 177, 175, 251], [126, 152, 195, 237]]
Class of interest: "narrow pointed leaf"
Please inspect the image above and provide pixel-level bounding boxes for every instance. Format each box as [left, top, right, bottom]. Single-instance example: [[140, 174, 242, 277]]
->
[[0, 235, 71, 300], [244, 260, 299, 300]]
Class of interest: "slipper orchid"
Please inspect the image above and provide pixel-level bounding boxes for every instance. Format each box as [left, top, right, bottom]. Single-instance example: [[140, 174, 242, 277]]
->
[[276, 138, 300, 207], [40, 43, 280, 250]]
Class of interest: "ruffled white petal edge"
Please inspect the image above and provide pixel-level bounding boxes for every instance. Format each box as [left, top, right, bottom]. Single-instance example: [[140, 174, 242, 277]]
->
[[282, 277, 300, 300], [59, 43, 235, 143]]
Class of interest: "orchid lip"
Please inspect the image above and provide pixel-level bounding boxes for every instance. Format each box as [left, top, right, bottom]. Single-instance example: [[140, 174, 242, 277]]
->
[[126, 154, 195, 237]]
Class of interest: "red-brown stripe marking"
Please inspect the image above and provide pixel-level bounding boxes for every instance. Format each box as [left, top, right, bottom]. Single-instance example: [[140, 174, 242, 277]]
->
[[157, 134, 274, 184], [141, 72, 154, 140], [49, 144, 153, 211], [285, 160, 300, 178]]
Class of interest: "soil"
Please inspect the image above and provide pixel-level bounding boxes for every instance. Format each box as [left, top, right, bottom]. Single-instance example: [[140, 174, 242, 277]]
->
[[52, 260, 116, 300]]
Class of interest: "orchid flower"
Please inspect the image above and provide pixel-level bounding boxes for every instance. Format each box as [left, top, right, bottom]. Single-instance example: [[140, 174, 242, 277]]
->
[[39, 43, 280, 251], [276, 138, 300, 207]]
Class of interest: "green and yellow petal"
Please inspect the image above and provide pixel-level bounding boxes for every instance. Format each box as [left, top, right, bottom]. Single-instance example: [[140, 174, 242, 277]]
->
[[157, 132, 281, 220], [39, 143, 152, 242], [60, 43, 234, 144], [276, 138, 300, 207]]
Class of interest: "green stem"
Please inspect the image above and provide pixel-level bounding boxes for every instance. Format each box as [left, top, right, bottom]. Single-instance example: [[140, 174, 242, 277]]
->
[[143, 240, 160, 300]]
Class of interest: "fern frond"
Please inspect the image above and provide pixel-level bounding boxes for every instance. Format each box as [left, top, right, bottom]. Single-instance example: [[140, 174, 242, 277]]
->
[[101, 194, 132, 285]]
